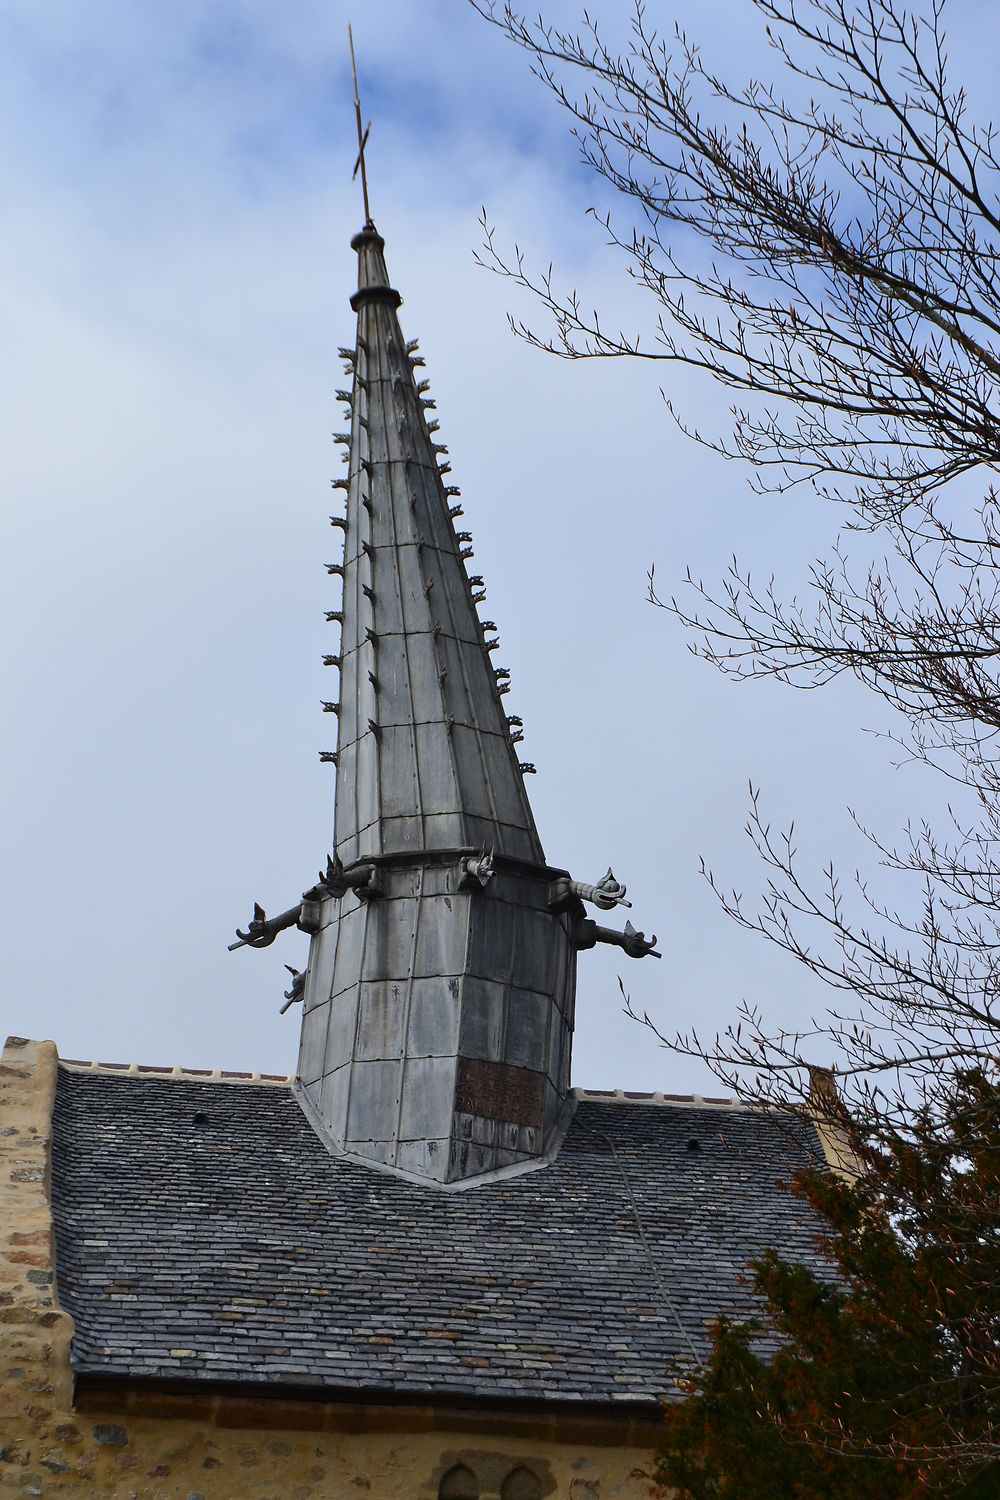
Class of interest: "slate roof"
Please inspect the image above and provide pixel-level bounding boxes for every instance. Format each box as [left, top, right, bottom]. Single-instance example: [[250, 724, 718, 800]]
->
[[51, 1066, 830, 1405]]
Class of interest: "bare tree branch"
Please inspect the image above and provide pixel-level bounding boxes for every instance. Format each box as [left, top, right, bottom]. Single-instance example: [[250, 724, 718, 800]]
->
[[475, 0, 1000, 1475]]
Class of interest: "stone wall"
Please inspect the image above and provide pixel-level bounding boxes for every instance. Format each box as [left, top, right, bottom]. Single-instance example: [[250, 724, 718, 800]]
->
[[0, 1036, 76, 1491], [0, 1036, 657, 1499]]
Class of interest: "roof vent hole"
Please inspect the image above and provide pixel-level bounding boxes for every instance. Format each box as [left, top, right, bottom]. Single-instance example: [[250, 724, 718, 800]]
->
[[686, 1137, 700, 1152], [193, 1110, 209, 1127]]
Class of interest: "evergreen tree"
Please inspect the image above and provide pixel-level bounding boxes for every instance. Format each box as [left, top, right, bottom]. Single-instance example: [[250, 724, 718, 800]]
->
[[656, 1070, 1000, 1494]]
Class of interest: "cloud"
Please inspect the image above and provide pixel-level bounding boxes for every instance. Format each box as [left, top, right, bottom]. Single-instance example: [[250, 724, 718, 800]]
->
[[0, 0, 973, 1092]]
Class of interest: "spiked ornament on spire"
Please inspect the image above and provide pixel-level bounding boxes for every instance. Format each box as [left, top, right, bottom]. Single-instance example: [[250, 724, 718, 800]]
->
[[326, 220, 544, 866]]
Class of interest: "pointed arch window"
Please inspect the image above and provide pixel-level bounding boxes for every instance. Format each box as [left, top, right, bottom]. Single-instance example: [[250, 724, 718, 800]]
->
[[439, 1463, 479, 1500], [500, 1467, 542, 1500]]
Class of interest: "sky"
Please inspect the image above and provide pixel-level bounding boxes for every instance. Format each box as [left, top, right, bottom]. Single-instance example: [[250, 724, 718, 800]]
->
[[2, 0, 995, 1094]]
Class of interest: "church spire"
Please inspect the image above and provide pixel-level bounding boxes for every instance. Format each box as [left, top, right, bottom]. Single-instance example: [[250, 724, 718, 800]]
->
[[224, 40, 659, 1186], [286, 219, 659, 1186], [326, 225, 544, 868]]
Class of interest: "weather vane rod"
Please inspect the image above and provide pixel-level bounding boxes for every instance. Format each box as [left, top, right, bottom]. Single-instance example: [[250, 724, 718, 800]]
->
[[348, 24, 372, 226]]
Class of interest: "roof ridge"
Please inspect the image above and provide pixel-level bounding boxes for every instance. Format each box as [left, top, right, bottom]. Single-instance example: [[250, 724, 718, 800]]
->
[[58, 1059, 292, 1085], [571, 1086, 737, 1108], [55, 1066, 739, 1105]]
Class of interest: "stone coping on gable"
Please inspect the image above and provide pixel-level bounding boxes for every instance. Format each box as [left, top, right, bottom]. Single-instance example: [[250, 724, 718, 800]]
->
[[56, 1054, 735, 1108], [58, 1058, 293, 1084]]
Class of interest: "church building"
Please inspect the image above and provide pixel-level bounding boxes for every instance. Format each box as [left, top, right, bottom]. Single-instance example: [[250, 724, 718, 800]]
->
[[0, 216, 841, 1498]]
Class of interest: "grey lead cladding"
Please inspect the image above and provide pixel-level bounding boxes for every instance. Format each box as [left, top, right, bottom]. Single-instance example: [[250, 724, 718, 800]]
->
[[297, 224, 638, 1185], [332, 226, 542, 866]]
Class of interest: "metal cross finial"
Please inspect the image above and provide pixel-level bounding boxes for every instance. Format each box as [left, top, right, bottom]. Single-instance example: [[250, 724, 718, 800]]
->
[[348, 25, 372, 226]]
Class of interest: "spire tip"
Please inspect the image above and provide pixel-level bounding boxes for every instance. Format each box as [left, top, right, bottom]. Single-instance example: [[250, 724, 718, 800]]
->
[[348, 25, 373, 229]]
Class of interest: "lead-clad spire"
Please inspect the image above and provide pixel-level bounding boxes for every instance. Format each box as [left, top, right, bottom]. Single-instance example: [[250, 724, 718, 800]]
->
[[277, 220, 659, 1188], [223, 50, 659, 1187], [328, 228, 543, 866]]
